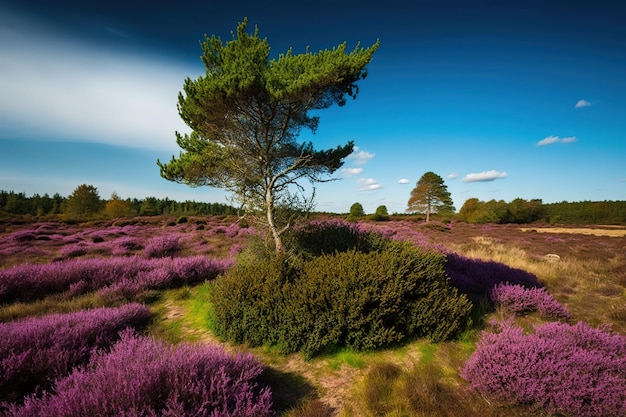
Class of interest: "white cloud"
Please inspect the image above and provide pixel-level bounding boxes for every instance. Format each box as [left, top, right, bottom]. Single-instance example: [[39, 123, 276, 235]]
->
[[447, 173, 459, 180], [537, 136, 560, 146], [342, 167, 363, 177], [537, 135, 577, 146], [462, 170, 508, 183], [575, 99, 591, 108], [348, 147, 375, 165], [0, 10, 195, 151], [398, 178, 410, 184], [358, 178, 383, 191]]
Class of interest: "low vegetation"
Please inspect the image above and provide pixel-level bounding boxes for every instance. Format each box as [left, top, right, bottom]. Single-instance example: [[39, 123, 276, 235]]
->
[[212, 229, 472, 358], [3, 330, 273, 417], [0, 215, 624, 416]]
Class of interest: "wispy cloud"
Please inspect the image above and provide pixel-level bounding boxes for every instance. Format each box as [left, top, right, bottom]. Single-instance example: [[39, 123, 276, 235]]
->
[[398, 178, 410, 184], [348, 147, 376, 165], [575, 99, 591, 108], [462, 170, 507, 183], [537, 135, 577, 146], [0, 9, 194, 151], [342, 167, 363, 177], [358, 178, 383, 191], [447, 173, 459, 180]]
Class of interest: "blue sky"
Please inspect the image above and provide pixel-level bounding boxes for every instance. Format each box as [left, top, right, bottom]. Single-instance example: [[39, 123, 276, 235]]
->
[[1, 0, 624, 214]]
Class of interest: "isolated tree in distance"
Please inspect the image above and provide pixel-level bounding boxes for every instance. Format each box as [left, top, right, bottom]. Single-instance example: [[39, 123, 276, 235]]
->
[[373, 204, 389, 221], [64, 184, 102, 217], [347, 202, 365, 221], [158, 18, 379, 253], [407, 172, 455, 222]]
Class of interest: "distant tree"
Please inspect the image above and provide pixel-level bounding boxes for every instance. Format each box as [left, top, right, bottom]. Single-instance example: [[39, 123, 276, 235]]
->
[[50, 193, 65, 215], [457, 197, 481, 223], [104, 192, 135, 218], [347, 202, 365, 221], [372, 204, 389, 221], [407, 172, 455, 222], [157, 19, 379, 253], [139, 197, 160, 216], [65, 184, 102, 217], [3, 191, 29, 215]]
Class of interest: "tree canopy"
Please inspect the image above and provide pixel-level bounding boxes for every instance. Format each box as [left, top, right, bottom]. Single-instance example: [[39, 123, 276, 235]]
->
[[407, 172, 455, 222], [158, 18, 379, 252], [65, 184, 102, 218]]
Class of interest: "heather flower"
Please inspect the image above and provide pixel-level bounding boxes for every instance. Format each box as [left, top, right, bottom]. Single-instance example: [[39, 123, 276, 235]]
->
[[0, 255, 231, 303], [461, 320, 626, 417], [3, 331, 274, 417], [110, 236, 143, 255], [5, 230, 37, 243], [0, 304, 151, 402], [59, 242, 90, 258], [143, 234, 180, 258], [445, 252, 543, 298], [490, 283, 571, 320]]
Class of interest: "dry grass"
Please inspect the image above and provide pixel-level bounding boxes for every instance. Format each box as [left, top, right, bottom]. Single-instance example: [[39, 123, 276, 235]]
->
[[449, 233, 625, 333], [520, 226, 626, 237]]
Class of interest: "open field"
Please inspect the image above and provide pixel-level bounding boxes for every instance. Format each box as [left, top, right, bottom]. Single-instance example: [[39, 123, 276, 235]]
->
[[1, 216, 625, 416]]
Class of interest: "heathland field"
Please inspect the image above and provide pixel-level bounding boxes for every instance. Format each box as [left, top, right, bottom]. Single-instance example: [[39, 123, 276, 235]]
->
[[1, 215, 624, 416]]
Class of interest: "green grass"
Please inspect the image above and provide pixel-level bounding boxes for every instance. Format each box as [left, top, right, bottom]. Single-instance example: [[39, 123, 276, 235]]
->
[[0, 292, 108, 322], [418, 342, 438, 364], [326, 349, 368, 370]]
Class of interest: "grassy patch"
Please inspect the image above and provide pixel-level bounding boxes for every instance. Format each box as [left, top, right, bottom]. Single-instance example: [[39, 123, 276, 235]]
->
[[0, 292, 108, 322], [326, 349, 368, 370], [418, 342, 438, 364]]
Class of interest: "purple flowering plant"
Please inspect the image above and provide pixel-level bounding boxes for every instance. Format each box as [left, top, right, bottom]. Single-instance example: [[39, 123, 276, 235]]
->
[[490, 283, 571, 320], [0, 256, 232, 303], [461, 319, 626, 417], [0, 304, 151, 402], [3, 331, 274, 417]]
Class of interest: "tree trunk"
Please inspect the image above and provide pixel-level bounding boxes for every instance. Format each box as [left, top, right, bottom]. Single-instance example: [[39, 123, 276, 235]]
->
[[265, 187, 284, 253]]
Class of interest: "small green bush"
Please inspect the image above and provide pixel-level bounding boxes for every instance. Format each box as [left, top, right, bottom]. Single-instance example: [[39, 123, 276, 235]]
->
[[211, 242, 472, 358], [175, 216, 188, 224]]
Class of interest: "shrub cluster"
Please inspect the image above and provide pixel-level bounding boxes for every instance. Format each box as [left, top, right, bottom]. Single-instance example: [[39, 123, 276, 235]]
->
[[444, 253, 543, 299], [283, 219, 389, 259], [0, 256, 231, 303], [461, 319, 626, 417], [2, 330, 274, 417], [490, 283, 571, 320], [0, 304, 151, 402], [211, 242, 472, 358]]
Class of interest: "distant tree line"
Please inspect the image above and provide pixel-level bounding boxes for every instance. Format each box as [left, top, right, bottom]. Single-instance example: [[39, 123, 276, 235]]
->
[[3, 187, 624, 225], [457, 198, 626, 225], [0, 187, 237, 218], [543, 200, 626, 225]]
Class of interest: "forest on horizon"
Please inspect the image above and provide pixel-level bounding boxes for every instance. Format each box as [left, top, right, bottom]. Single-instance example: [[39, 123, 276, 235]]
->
[[1, 188, 625, 226]]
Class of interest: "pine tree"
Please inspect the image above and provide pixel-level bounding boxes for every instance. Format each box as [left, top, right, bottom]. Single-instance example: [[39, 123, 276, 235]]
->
[[158, 19, 379, 253], [407, 172, 454, 222]]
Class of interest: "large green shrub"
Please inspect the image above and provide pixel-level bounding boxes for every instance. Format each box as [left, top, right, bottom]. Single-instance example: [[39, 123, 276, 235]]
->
[[211, 241, 472, 358]]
